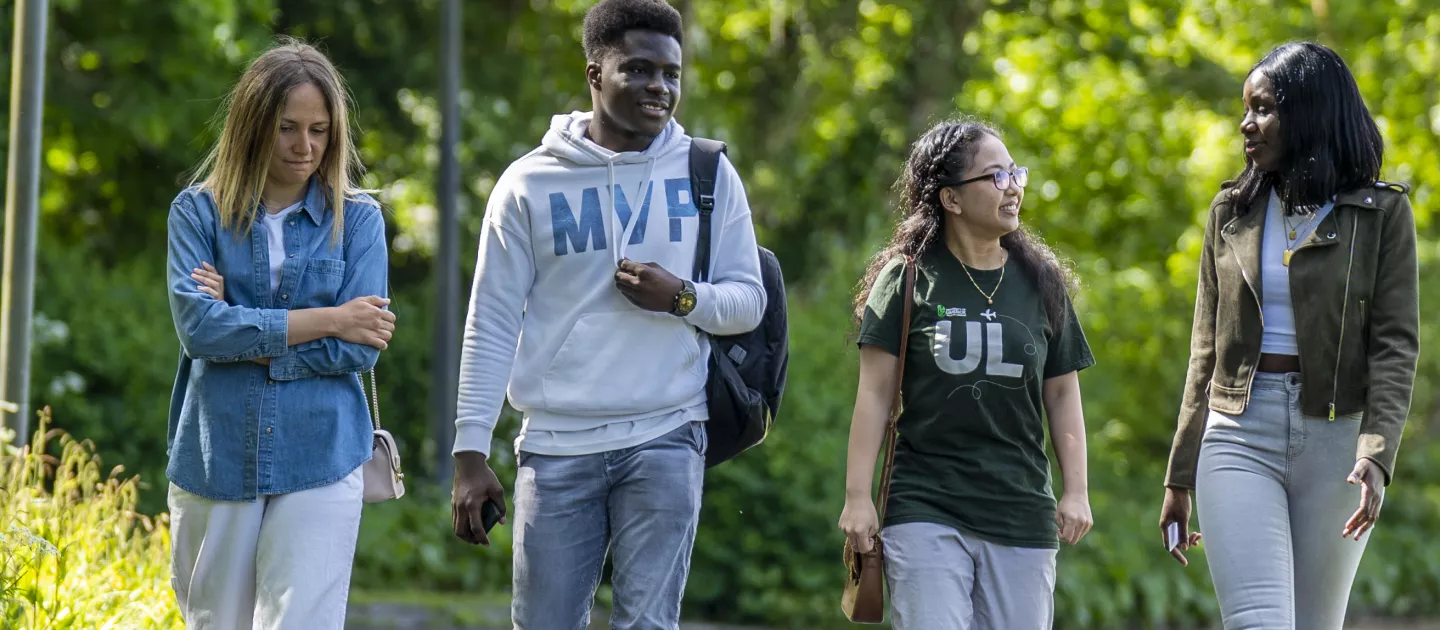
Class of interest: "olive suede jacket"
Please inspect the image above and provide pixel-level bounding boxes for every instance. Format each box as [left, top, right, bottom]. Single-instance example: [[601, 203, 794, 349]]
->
[[1165, 179, 1420, 489]]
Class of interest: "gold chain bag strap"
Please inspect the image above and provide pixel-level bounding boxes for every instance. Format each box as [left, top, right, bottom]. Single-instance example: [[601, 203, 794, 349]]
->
[[361, 369, 405, 502], [841, 257, 915, 623]]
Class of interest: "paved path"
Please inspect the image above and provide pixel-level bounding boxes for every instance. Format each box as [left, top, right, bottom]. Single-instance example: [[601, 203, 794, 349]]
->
[[346, 600, 753, 630], [345, 598, 1440, 630]]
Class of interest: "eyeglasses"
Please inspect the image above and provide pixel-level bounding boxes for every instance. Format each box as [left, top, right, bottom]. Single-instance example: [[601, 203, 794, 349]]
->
[[951, 167, 1029, 191]]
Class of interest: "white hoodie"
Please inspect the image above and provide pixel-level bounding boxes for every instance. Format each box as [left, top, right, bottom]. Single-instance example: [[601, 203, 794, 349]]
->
[[453, 112, 766, 457]]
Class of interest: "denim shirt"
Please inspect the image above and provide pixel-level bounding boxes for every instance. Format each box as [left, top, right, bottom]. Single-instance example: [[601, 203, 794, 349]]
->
[[165, 177, 388, 501]]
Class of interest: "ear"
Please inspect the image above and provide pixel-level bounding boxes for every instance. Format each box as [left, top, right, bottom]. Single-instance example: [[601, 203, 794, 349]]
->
[[586, 59, 604, 91], [938, 186, 963, 215]]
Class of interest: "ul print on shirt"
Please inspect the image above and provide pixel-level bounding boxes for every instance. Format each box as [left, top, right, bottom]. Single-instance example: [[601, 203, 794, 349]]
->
[[931, 309, 1039, 400]]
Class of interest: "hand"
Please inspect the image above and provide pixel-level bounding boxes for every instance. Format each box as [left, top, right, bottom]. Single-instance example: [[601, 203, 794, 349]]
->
[[838, 494, 881, 555], [614, 258, 685, 313], [192, 262, 225, 301], [451, 451, 508, 547], [334, 296, 396, 350], [1343, 459, 1384, 540], [1158, 487, 1203, 566], [1056, 492, 1093, 545]]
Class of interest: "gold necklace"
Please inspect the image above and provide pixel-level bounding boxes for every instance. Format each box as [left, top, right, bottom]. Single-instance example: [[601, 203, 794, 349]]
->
[[1281, 206, 1319, 267], [1282, 212, 1300, 240], [960, 253, 1007, 305]]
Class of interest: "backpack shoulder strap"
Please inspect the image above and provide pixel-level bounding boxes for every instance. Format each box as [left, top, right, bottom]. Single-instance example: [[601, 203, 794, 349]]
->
[[689, 137, 727, 283]]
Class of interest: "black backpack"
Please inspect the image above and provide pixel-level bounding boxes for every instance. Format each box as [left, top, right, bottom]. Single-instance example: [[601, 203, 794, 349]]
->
[[689, 138, 789, 468]]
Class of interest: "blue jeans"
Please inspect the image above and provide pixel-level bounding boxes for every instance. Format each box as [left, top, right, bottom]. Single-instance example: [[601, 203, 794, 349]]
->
[[511, 420, 706, 630], [1196, 372, 1378, 630]]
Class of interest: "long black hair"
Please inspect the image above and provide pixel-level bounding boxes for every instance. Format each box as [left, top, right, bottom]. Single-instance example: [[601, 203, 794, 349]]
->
[[1231, 42, 1383, 215], [854, 118, 1077, 332]]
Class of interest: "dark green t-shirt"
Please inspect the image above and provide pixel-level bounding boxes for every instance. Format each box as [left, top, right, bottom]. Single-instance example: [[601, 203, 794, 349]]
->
[[857, 248, 1095, 548]]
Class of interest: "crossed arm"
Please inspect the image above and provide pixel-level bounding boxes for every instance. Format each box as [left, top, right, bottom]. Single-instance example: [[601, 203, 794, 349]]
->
[[167, 197, 395, 376]]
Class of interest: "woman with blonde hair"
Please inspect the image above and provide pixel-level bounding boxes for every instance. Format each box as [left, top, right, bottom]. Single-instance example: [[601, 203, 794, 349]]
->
[[164, 38, 394, 629]]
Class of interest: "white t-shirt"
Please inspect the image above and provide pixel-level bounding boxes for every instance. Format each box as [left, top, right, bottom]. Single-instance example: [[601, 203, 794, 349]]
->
[[261, 201, 304, 295]]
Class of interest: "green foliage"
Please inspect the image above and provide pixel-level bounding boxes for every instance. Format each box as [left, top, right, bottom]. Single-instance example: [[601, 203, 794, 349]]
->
[[352, 476, 515, 593], [0, 409, 182, 628], [10, 0, 1440, 627], [32, 240, 178, 514], [689, 246, 869, 625]]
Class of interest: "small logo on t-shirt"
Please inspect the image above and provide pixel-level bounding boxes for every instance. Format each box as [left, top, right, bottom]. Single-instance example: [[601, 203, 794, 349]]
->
[[936, 305, 967, 318]]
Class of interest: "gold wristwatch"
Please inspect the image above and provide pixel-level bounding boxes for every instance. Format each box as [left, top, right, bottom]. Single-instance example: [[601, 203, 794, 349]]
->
[[671, 280, 697, 316]]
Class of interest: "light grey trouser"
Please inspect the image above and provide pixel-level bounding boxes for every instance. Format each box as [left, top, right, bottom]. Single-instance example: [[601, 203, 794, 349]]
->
[[881, 521, 1057, 630], [1196, 372, 1380, 630]]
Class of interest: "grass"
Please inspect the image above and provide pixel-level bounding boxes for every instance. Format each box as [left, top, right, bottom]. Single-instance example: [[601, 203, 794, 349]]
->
[[4, 407, 1436, 630], [0, 407, 183, 629], [0, 409, 523, 630]]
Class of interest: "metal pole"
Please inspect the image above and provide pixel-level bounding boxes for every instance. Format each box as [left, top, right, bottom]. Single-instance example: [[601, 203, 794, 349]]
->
[[432, 0, 461, 485], [1, 0, 48, 446]]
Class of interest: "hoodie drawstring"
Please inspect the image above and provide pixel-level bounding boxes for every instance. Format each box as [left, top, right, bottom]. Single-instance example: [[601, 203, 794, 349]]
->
[[605, 157, 619, 266], [606, 156, 657, 265]]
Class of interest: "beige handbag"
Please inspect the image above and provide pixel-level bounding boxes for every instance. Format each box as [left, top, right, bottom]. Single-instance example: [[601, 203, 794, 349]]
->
[[361, 369, 405, 503]]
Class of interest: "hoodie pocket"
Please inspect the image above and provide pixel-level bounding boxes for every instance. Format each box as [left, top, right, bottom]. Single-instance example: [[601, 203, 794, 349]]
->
[[542, 311, 705, 415]]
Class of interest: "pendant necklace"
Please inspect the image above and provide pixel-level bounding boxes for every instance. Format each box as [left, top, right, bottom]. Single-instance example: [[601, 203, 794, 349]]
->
[[960, 252, 1007, 305]]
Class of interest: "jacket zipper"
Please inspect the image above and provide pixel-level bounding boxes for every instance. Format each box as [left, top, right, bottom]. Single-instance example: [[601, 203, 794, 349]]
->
[[1226, 219, 1265, 409], [1329, 213, 1359, 421]]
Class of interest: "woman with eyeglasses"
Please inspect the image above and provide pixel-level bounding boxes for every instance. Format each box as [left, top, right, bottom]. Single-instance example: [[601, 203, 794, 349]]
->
[[838, 118, 1095, 629], [1159, 42, 1418, 630]]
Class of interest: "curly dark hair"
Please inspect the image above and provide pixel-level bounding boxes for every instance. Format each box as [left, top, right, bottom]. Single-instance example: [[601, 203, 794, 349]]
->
[[582, 0, 684, 62], [854, 118, 1078, 332], [1231, 41, 1383, 216]]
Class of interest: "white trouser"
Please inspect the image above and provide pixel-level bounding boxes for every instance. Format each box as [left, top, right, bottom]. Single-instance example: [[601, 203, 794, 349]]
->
[[168, 467, 364, 630]]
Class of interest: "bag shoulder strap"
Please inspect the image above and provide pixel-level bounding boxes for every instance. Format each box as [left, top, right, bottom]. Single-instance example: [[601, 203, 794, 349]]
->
[[341, 205, 388, 434], [365, 370, 382, 431], [363, 273, 394, 432], [874, 257, 915, 523], [689, 137, 727, 283], [363, 279, 389, 432]]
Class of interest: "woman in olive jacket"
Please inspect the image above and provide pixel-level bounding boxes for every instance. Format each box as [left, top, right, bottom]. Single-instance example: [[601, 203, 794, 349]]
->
[[1158, 42, 1419, 630]]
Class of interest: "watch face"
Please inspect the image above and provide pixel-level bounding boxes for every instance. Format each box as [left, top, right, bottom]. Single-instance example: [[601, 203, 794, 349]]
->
[[677, 293, 697, 314]]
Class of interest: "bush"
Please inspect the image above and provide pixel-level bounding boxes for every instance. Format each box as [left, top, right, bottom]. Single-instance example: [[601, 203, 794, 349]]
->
[[682, 244, 1440, 629], [0, 408, 181, 629], [32, 242, 181, 516], [32, 238, 449, 516], [27, 241, 1440, 629], [352, 477, 515, 593]]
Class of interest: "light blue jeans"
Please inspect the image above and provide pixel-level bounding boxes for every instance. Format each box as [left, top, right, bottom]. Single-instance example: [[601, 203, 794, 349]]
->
[[511, 421, 706, 630], [1196, 372, 1379, 630]]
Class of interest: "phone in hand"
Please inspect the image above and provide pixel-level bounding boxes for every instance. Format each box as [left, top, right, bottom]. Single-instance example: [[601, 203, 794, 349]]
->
[[1165, 522, 1181, 551], [481, 499, 504, 533]]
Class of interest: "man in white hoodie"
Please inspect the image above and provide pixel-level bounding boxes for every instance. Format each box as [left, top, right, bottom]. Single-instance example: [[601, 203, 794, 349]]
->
[[449, 0, 766, 627]]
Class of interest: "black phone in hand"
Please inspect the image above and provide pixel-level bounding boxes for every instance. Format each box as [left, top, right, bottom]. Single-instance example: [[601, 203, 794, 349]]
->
[[481, 499, 504, 533]]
